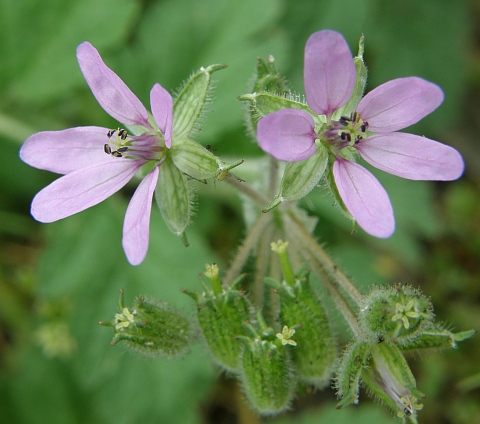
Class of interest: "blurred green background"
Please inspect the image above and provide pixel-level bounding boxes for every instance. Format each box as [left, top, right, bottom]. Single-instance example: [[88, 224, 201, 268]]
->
[[1, 0, 479, 423]]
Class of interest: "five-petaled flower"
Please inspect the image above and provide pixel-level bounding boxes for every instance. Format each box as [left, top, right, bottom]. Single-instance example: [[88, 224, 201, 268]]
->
[[20, 42, 175, 265], [257, 30, 464, 238]]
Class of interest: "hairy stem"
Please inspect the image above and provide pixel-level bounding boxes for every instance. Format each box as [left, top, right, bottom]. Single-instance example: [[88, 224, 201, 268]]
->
[[223, 212, 272, 287]]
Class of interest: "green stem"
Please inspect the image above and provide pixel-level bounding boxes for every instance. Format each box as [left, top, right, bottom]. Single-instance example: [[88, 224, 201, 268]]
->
[[286, 211, 363, 307], [223, 212, 272, 287], [284, 213, 361, 336], [224, 173, 270, 206], [0, 113, 36, 143]]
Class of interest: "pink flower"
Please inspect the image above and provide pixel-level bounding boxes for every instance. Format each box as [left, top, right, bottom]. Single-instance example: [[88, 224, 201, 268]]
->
[[20, 42, 174, 265], [257, 30, 464, 238]]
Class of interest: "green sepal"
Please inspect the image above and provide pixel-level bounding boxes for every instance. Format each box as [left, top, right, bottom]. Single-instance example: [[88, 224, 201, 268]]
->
[[278, 274, 336, 387], [239, 338, 296, 415], [184, 287, 253, 373], [335, 341, 371, 408], [173, 64, 227, 138], [400, 325, 476, 352], [332, 35, 367, 120], [155, 157, 192, 236], [170, 137, 221, 180], [102, 291, 192, 358], [263, 146, 328, 212], [363, 342, 424, 420], [238, 92, 318, 132]]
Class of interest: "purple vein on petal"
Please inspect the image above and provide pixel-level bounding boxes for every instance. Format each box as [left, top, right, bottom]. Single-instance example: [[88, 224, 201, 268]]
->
[[31, 160, 142, 223], [356, 133, 464, 181], [357, 77, 444, 133], [123, 166, 159, 265], [304, 30, 356, 117], [77, 42, 149, 127], [257, 109, 317, 162], [20, 126, 114, 174], [333, 158, 395, 238], [150, 84, 173, 148]]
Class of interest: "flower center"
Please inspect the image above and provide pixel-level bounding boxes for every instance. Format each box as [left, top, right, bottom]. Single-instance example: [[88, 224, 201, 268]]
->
[[103, 128, 165, 162], [337, 112, 369, 146]]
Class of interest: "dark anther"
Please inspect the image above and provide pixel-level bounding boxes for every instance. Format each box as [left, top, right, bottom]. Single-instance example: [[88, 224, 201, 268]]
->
[[116, 147, 129, 153], [340, 132, 351, 142], [107, 129, 116, 138], [339, 116, 350, 126], [104, 144, 112, 154], [118, 129, 128, 140], [351, 112, 359, 122], [112, 151, 123, 158]]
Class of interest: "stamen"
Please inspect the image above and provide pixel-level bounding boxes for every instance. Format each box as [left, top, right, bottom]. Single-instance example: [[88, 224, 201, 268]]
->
[[112, 151, 123, 158], [107, 129, 116, 138], [104, 144, 112, 155], [118, 129, 128, 140]]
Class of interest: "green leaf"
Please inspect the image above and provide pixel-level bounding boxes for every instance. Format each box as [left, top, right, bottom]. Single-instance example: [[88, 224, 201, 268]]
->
[[3, 0, 139, 102], [121, 0, 288, 142]]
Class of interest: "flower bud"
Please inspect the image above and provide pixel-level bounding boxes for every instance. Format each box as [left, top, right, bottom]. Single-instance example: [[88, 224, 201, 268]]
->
[[252, 55, 290, 94], [240, 340, 295, 415], [362, 342, 425, 420], [100, 290, 192, 358], [238, 329, 296, 415], [182, 271, 253, 373], [268, 243, 336, 387], [267, 269, 336, 388], [359, 285, 434, 346]]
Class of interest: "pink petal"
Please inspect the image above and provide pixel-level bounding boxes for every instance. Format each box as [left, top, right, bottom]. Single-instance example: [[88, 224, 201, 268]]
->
[[150, 84, 173, 149], [31, 160, 141, 223], [357, 77, 444, 132], [123, 166, 159, 266], [333, 158, 394, 238], [356, 133, 464, 181], [20, 126, 115, 174], [77, 42, 149, 127], [257, 109, 317, 161], [304, 30, 356, 117]]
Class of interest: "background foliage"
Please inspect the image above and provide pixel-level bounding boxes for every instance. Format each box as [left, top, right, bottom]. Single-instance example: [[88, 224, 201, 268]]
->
[[1, 0, 479, 423]]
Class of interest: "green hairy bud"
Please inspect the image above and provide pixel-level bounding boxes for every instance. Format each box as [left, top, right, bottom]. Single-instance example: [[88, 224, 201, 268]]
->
[[362, 342, 425, 421], [100, 290, 191, 357], [183, 268, 253, 372], [268, 241, 336, 387], [359, 285, 435, 346], [252, 55, 290, 94], [237, 314, 296, 415]]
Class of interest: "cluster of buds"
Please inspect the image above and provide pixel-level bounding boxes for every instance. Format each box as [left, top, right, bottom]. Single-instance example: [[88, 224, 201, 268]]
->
[[180, 239, 337, 415], [335, 285, 476, 422]]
